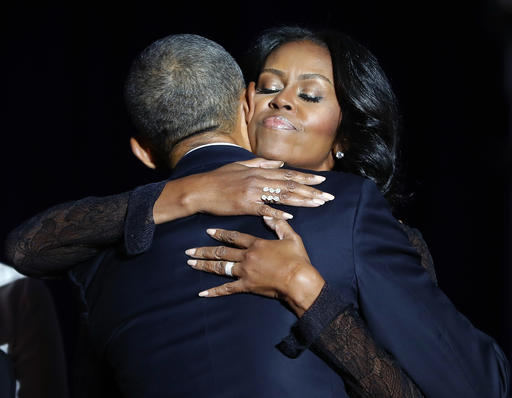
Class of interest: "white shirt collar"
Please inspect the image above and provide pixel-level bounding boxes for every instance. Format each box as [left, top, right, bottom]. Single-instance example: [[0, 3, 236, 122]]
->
[[184, 142, 243, 157]]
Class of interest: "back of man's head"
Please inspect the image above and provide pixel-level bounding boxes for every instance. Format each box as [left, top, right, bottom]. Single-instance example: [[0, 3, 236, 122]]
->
[[125, 34, 245, 169]]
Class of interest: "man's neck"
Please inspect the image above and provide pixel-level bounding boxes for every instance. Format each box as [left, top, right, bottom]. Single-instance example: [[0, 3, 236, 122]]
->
[[169, 133, 246, 168]]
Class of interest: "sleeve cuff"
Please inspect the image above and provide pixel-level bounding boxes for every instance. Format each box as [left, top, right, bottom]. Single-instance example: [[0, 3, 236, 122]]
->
[[276, 283, 350, 358], [124, 181, 166, 255]]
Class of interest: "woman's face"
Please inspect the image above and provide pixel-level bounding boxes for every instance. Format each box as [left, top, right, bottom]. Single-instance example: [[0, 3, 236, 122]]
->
[[248, 40, 342, 171]]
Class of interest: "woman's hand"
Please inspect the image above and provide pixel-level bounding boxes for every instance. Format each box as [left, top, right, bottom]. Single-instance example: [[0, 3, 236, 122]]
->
[[154, 158, 334, 224], [185, 217, 326, 317]]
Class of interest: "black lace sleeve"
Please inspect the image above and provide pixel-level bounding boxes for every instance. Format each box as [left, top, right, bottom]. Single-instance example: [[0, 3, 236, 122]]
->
[[4, 181, 166, 278], [278, 226, 437, 397], [4, 194, 130, 277], [312, 303, 425, 398], [278, 284, 425, 398]]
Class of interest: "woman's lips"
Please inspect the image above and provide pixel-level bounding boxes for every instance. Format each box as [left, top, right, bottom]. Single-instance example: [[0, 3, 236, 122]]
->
[[262, 116, 296, 131]]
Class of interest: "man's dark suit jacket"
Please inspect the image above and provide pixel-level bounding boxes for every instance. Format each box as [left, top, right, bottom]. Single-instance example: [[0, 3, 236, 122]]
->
[[70, 145, 509, 397]]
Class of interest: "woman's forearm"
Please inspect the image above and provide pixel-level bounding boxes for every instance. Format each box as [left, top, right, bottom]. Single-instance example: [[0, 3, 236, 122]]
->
[[278, 284, 424, 398], [4, 193, 130, 277]]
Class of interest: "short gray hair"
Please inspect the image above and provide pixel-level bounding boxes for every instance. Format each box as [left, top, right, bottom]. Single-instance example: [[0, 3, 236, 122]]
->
[[124, 34, 245, 168]]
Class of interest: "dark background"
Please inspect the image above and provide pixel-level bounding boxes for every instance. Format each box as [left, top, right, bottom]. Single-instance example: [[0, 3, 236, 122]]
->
[[1, 1, 511, 367]]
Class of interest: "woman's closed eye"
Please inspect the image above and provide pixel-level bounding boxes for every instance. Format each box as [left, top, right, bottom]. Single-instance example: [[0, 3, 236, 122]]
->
[[299, 93, 322, 103], [256, 87, 281, 94], [256, 87, 323, 103]]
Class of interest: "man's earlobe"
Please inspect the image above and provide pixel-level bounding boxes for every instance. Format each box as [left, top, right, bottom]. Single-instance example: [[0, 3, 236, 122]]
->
[[245, 82, 256, 124], [130, 137, 157, 169]]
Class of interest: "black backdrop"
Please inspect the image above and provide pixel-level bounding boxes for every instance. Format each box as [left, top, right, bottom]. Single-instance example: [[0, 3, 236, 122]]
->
[[2, 2, 511, 363]]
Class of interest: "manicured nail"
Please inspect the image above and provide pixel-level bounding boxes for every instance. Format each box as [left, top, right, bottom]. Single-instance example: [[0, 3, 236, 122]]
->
[[321, 192, 335, 201], [283, 213, 293, 220], [261, 160, 284, 168], [198, 290, 209, 297], [185, 248, 196, 255], [206, 228, 217, 235], [312, 199, 325, 205], [263, 216, 273, 221], [187, 259, 197, 266], [312, 176, 326, 183]]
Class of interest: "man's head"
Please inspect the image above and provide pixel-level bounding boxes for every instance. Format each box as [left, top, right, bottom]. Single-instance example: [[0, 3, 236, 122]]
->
[[125, 34, 247, 169]]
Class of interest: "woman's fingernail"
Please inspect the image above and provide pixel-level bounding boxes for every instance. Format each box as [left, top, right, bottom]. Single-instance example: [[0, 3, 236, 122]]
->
[[261, 160, 284, 168], [185, 248, 196, 255], [312, 199, 325, 205], [321, 193, 335, 201], [283, 213, 293, 220], [198, 290, 209, 297], [263, 216, 273, 221], [187, 259, 197, 266], [312, 176, 326, 183], [206, 229, 216, 235]]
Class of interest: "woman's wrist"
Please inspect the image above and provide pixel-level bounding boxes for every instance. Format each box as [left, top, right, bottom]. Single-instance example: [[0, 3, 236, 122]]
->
[[285, 265, 326, 318], [153, 175, 201, 224]]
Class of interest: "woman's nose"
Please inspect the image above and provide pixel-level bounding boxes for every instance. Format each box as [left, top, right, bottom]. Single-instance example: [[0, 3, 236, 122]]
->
[[269, 92, 293, 111]]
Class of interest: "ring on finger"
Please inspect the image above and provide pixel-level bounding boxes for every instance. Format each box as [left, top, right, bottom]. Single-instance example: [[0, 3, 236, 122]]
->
[[224, 261, 235, 277], [262, 187, 281, 203]]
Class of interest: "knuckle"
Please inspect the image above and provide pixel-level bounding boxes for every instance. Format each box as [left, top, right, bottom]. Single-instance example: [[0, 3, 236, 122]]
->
[[285, 180, 297, 192], [256, 204, 267, 216], [214, 262, 224, 274], [280, 192, 291, 200], [225, 231, 239, 244], [224, 283, 236, 294], [283, 170, 296, 180], [245, 250, 258, 262], [214, 246, 227, 259], [270, 208, 280, 218], [252, 239, 265, 250]]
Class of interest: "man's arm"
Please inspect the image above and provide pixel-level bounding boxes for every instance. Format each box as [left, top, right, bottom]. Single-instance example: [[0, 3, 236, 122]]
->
[[353, 179, 510, 397]]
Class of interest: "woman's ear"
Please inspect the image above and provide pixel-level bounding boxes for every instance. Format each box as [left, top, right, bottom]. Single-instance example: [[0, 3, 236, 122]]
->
[[130, 137, 156, 169], [245, 82, 256, 125]]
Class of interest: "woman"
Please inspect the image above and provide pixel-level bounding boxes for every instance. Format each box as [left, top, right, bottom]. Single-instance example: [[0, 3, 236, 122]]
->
[[5, 28, 508, 397]]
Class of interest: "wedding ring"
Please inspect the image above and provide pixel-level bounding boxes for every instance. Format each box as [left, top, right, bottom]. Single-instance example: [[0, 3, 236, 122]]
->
[[224, 261, 235, 277]]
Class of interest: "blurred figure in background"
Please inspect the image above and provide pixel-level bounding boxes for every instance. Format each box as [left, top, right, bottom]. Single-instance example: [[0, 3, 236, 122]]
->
[[0, 262, 69, 398]]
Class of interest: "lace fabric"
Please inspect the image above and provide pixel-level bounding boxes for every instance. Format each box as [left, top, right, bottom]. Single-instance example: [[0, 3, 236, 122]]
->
[[312, 305, 424, 397], [4, 194, 129, 277]]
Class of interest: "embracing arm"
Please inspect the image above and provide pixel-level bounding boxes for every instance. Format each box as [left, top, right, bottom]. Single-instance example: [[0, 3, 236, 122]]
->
[[279, 284, 425, 398], [4, 159, 331, 277], [4, 191, 134, 277]]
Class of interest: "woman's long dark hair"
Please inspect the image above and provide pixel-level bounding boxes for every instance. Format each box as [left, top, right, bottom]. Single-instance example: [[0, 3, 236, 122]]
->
[[243, 27, 403, 208]]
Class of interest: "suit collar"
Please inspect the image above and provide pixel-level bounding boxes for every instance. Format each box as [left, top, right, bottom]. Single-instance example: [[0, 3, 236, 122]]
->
[[171, 144, 255, 179]]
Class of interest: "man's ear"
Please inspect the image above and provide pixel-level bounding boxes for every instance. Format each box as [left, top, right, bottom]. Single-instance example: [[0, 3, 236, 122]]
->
[[130, 137, 156, 169], [245, 82, 256, 125]]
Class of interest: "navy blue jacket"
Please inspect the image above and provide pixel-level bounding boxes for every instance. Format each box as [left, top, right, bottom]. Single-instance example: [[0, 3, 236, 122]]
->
[[71, 145, 509, 397]]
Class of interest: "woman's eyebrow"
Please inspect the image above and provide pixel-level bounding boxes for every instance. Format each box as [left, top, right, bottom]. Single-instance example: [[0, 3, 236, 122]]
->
[[260, 68, 333, 86], [261, 68, 285, 77], [299, 73, 333, 85]]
